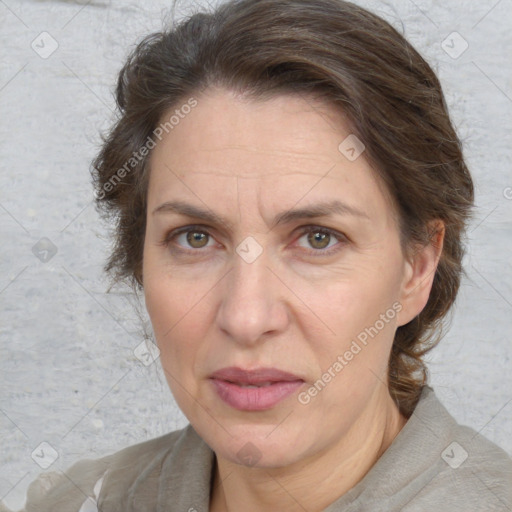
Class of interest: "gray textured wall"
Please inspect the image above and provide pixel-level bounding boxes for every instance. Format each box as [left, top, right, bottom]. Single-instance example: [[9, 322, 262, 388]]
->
[[1, 0, 511, 509]]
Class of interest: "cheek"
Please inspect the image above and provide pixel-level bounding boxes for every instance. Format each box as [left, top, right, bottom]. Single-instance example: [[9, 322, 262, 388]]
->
[[298, 268, 401, 389], [144, 277, 200, 414], [144, 274, 189, 363], [144, 275, 174, 338], [301, 269, 399, 336], [143, 269, 214, 375], [143, 245, 201, 337]]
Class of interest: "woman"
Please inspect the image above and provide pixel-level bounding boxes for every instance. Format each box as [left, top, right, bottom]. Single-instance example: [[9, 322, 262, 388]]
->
[[14, 0, 512, 510]]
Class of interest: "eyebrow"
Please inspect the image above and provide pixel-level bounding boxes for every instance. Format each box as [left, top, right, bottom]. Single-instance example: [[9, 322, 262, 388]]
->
[[152, 199, 370, 230]]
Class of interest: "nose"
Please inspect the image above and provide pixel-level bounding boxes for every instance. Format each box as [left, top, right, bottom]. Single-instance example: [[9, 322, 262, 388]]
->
[[215, 246, 290, 347]]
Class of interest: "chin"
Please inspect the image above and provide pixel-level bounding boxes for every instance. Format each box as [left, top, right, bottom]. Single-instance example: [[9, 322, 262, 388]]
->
[[200, 419, 311, 468]]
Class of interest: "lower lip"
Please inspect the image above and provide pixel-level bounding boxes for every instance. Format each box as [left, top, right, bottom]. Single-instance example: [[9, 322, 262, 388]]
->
[[210, 379, 304, 411]]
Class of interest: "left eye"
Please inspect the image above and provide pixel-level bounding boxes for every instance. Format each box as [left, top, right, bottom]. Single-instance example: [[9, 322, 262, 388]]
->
[[296, 227, 345, 254]]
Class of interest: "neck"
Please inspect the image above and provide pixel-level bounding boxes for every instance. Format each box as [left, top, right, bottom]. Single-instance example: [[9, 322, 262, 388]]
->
[[209, 390, 408, 512]]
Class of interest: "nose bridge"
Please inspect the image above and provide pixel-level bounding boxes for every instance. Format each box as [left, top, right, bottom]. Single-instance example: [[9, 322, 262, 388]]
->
[[216, 242, 288, 345]]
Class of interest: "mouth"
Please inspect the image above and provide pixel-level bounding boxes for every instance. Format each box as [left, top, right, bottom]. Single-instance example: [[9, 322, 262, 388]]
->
[[229, 382, 275, 388], [209, 366, 305, 411]]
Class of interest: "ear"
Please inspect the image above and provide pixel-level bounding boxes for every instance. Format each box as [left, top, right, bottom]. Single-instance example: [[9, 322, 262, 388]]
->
[[396, 220, 445, 327]]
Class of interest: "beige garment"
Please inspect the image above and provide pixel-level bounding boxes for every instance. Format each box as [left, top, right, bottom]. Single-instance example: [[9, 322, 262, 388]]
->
[[6, 386, 512, 511]]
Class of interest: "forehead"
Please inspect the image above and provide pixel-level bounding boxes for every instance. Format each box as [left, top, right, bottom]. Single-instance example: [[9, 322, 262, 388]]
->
[[147, 88, 395, 220], [153, 88, 347, 172]]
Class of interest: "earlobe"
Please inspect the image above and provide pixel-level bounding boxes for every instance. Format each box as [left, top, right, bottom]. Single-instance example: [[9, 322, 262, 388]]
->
[[396, 220, 445, 327]]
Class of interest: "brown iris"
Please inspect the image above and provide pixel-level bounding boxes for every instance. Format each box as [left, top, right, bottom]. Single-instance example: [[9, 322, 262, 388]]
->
[[187, 231, 209, 248], [308, 231, 330, 250]]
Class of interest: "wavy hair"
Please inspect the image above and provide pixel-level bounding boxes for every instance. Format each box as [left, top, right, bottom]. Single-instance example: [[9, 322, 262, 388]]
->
[[91, 0, 474, 416]]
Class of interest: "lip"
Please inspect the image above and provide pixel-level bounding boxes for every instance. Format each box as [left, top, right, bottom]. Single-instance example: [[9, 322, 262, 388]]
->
[[209, 366, 304, 411]]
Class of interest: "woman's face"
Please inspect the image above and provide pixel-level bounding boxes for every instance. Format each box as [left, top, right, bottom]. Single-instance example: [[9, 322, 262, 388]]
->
[[143, 88, 423, 468]]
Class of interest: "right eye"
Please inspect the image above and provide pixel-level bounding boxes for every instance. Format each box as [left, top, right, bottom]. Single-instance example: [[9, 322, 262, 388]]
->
[[161, 225, 217, 253]]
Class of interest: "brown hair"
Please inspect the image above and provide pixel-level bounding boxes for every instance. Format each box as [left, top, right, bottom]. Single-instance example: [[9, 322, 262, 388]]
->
[[91, 0, 474, 416]]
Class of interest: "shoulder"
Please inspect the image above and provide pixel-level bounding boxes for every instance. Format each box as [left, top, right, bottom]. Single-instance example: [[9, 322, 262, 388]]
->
[[17, 425, 200, 512], [415, 425, 512, 510], [403, 387, 512, 511]]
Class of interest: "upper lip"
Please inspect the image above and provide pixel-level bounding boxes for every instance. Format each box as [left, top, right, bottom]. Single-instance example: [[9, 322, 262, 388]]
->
[[210, 366, 304, 384]]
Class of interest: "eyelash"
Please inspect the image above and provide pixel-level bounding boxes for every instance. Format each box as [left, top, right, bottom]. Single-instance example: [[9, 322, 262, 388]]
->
[[159, 224, 348, 257]]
